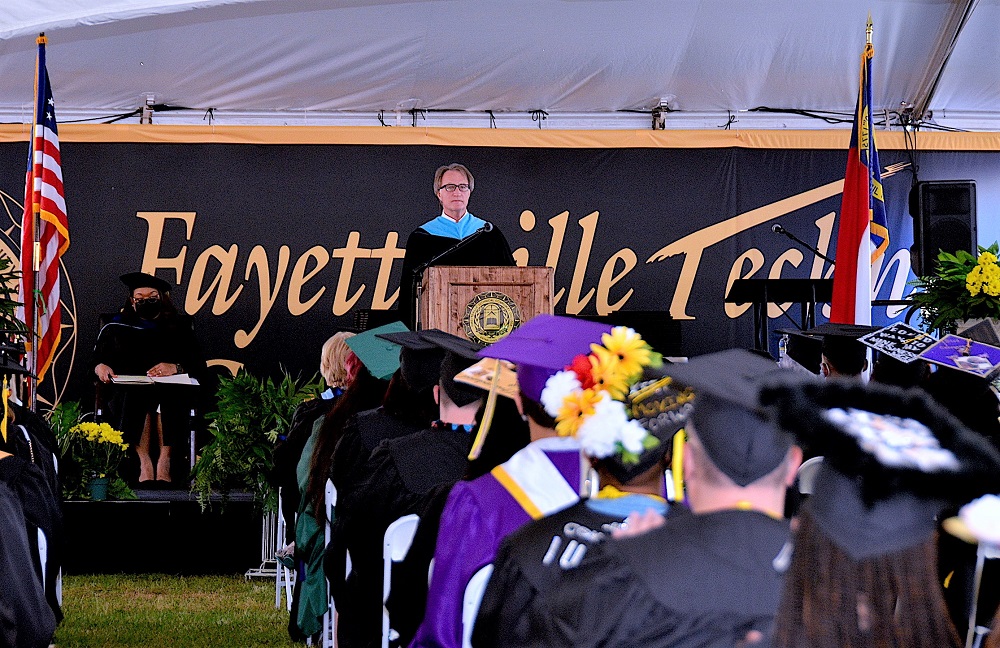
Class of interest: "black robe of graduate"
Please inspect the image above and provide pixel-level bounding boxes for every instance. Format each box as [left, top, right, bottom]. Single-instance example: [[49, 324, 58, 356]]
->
[[1, 405, 64, 623], [329, 425, 471, 648], [0, 480, 56, 648], [384, 482, 454, 647], [397, 225, 515, 329], [531, 510, 791, 648], [271, 395, 339, 544], [472, 498, 686, 648], [324, 407, 425, 634]]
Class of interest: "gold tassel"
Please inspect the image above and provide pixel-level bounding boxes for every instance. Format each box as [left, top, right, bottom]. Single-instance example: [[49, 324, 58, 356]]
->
[[467, 361, 502, 460], [1, 376, 10, 443], [671, 428, 686, 501]]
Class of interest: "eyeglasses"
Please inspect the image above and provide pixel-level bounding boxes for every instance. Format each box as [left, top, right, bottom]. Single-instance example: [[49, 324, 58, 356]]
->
[[133, 296, 160, 306], [439, 183, 471, 193]]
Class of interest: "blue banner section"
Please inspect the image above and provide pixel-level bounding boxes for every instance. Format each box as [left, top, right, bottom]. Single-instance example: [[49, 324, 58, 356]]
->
[[0, 140, 995, 403]]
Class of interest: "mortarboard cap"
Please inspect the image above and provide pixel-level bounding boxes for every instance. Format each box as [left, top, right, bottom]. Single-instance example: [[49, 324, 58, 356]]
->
[[376, 330, 444, 392], [346, 321, 408, 380], [478, 314, 612, 402], [762, 380, 1000, 559], [120, 272, 172, 294], [654, 348, 806, 486], [596, 370, 694, 485], [421, 330, 484, 407], [454, 359, 518, 400]]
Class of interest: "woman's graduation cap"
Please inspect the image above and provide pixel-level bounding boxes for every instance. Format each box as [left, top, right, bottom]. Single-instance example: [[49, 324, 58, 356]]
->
[[120, 272, 172, 294], [345, 321, 408, 380], [762, 380, 1000, 559]]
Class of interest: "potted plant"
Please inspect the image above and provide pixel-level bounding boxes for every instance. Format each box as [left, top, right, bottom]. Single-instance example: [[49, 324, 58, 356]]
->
[[192, 369, 322, 510], [66, 420, 130, 501], [48, 401, 136, 501], [910, 243, 1000, 334]]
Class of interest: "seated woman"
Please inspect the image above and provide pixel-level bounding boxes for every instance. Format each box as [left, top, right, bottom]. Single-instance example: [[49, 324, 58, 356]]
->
[[92, 272, 206, 487]]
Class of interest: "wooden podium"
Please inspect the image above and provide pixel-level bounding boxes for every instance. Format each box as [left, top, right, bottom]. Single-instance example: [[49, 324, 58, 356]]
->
[[418, 266, 554, 344]]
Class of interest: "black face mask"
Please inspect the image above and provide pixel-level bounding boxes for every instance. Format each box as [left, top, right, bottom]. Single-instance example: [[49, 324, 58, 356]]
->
[[134, 298, 162, 320]]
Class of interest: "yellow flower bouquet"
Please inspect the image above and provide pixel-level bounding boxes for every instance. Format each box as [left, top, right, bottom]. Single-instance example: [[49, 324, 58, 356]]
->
[[67, 421, 129, 480], [910, 243, 1000, 332]]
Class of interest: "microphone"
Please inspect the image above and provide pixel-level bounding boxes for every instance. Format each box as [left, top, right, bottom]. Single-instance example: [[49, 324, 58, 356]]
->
[[478, 222, 493, 233], [771, 224, 785, 234]]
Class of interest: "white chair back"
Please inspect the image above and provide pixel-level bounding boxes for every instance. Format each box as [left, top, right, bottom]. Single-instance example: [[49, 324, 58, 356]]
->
[[797, 456, 824, 495], [461, 564, 494, 648], [323, 479, 338, 648], [275, 487, 295, 611], [381, 514, 420, 648]]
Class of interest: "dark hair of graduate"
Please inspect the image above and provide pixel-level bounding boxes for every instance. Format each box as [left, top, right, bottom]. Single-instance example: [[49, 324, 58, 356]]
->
[[381, 372, 438, 430], [772, 508, 961, 648], [304, 358, 389, 515], [463, 396, 530, 480]]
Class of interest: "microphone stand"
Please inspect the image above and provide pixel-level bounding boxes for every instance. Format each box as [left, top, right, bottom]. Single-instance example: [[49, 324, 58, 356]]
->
[[411, 225, 491, 330], [773, 225, 836, 266]]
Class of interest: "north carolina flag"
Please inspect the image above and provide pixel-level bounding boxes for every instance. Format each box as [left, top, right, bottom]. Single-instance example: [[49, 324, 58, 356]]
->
[[830, 28, 889, 325], [17, 34, 70, 391]]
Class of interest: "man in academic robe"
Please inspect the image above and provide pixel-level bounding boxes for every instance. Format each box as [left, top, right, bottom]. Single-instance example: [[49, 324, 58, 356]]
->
[[409, 314, 612, 648], [397, 163, 515, 329], [331, 331, 484, 648], [472, 370, 695, 648], [530, 349, 806, 648]]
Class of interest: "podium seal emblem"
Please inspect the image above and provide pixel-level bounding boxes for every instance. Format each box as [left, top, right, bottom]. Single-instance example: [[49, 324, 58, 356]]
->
[[462, 291, 522, 345]]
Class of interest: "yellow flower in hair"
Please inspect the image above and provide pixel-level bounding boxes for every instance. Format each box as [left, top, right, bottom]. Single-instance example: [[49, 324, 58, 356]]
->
[[588, 351, 630, 400], [593, 326, 655, 382], [556, 388, 602, 438]]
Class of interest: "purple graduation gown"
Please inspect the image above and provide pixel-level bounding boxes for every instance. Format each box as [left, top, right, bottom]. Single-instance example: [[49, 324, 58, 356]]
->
[[409, 437, 582, 648]]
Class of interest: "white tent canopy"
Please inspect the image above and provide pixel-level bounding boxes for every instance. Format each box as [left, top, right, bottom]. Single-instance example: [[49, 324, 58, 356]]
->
[[0, 0, 997, 130]]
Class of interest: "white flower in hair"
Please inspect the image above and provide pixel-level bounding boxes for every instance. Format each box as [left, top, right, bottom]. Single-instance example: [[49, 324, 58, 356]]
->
[[541, 370, 581, 418], [960, 495, 1000, 546], [619, 419, 648, 455], [577, 392, 625, 459]]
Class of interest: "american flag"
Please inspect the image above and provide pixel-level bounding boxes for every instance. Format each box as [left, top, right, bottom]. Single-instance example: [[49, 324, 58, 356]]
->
[[18, 34, 69, 392]]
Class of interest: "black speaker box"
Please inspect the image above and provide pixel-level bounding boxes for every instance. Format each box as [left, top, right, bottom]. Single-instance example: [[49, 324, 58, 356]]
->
[[910, 180, 977, 276]]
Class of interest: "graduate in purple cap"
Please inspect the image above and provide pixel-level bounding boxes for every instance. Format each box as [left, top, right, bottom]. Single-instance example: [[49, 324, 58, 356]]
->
[[410, 314, 615, 648]]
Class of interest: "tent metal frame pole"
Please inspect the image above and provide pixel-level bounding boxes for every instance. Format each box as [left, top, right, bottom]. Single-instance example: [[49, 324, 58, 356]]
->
[[910, 0, 981, 121]]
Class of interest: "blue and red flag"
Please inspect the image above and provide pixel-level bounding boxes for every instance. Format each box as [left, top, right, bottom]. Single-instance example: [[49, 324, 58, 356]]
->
[[830, 25, 889, 325], [17, 34, 70, 397]]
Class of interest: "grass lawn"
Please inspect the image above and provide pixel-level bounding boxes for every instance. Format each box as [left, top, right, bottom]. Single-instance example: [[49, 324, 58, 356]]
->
[[55, 574, 297, 647]]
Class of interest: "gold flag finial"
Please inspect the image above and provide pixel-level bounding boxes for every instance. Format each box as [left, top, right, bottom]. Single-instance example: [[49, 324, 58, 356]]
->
[[866, 12, 873, 45]]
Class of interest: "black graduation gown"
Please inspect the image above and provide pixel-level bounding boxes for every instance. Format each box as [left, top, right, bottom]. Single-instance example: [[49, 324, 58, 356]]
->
[[472, 499, 687, 648], [91, 310, 207, 452], [384, 481, 454, 647], [329, 426, 471, 648], [271, 396, 338, 543], [532, 510, 791, 648], [1, 406, 64, 623], [0, 480, 56, 648], [397, 225, 515, 328], [328, 407, 424, 495]]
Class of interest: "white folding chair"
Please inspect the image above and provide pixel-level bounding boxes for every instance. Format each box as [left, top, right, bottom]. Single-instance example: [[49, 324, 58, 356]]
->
[[382, 514, 420, 648], [275, 487, 295, 611], [323, 479, 337, 648], [461, 564, 494, 648], [796, 456, 824, 495]]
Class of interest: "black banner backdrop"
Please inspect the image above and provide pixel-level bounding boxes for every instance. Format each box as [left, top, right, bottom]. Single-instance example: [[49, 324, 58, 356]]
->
[[1, 131, 998, 406]]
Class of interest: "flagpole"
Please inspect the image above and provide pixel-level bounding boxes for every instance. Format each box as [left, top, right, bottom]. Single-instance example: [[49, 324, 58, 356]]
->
[[25, 33, 46, 409]]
